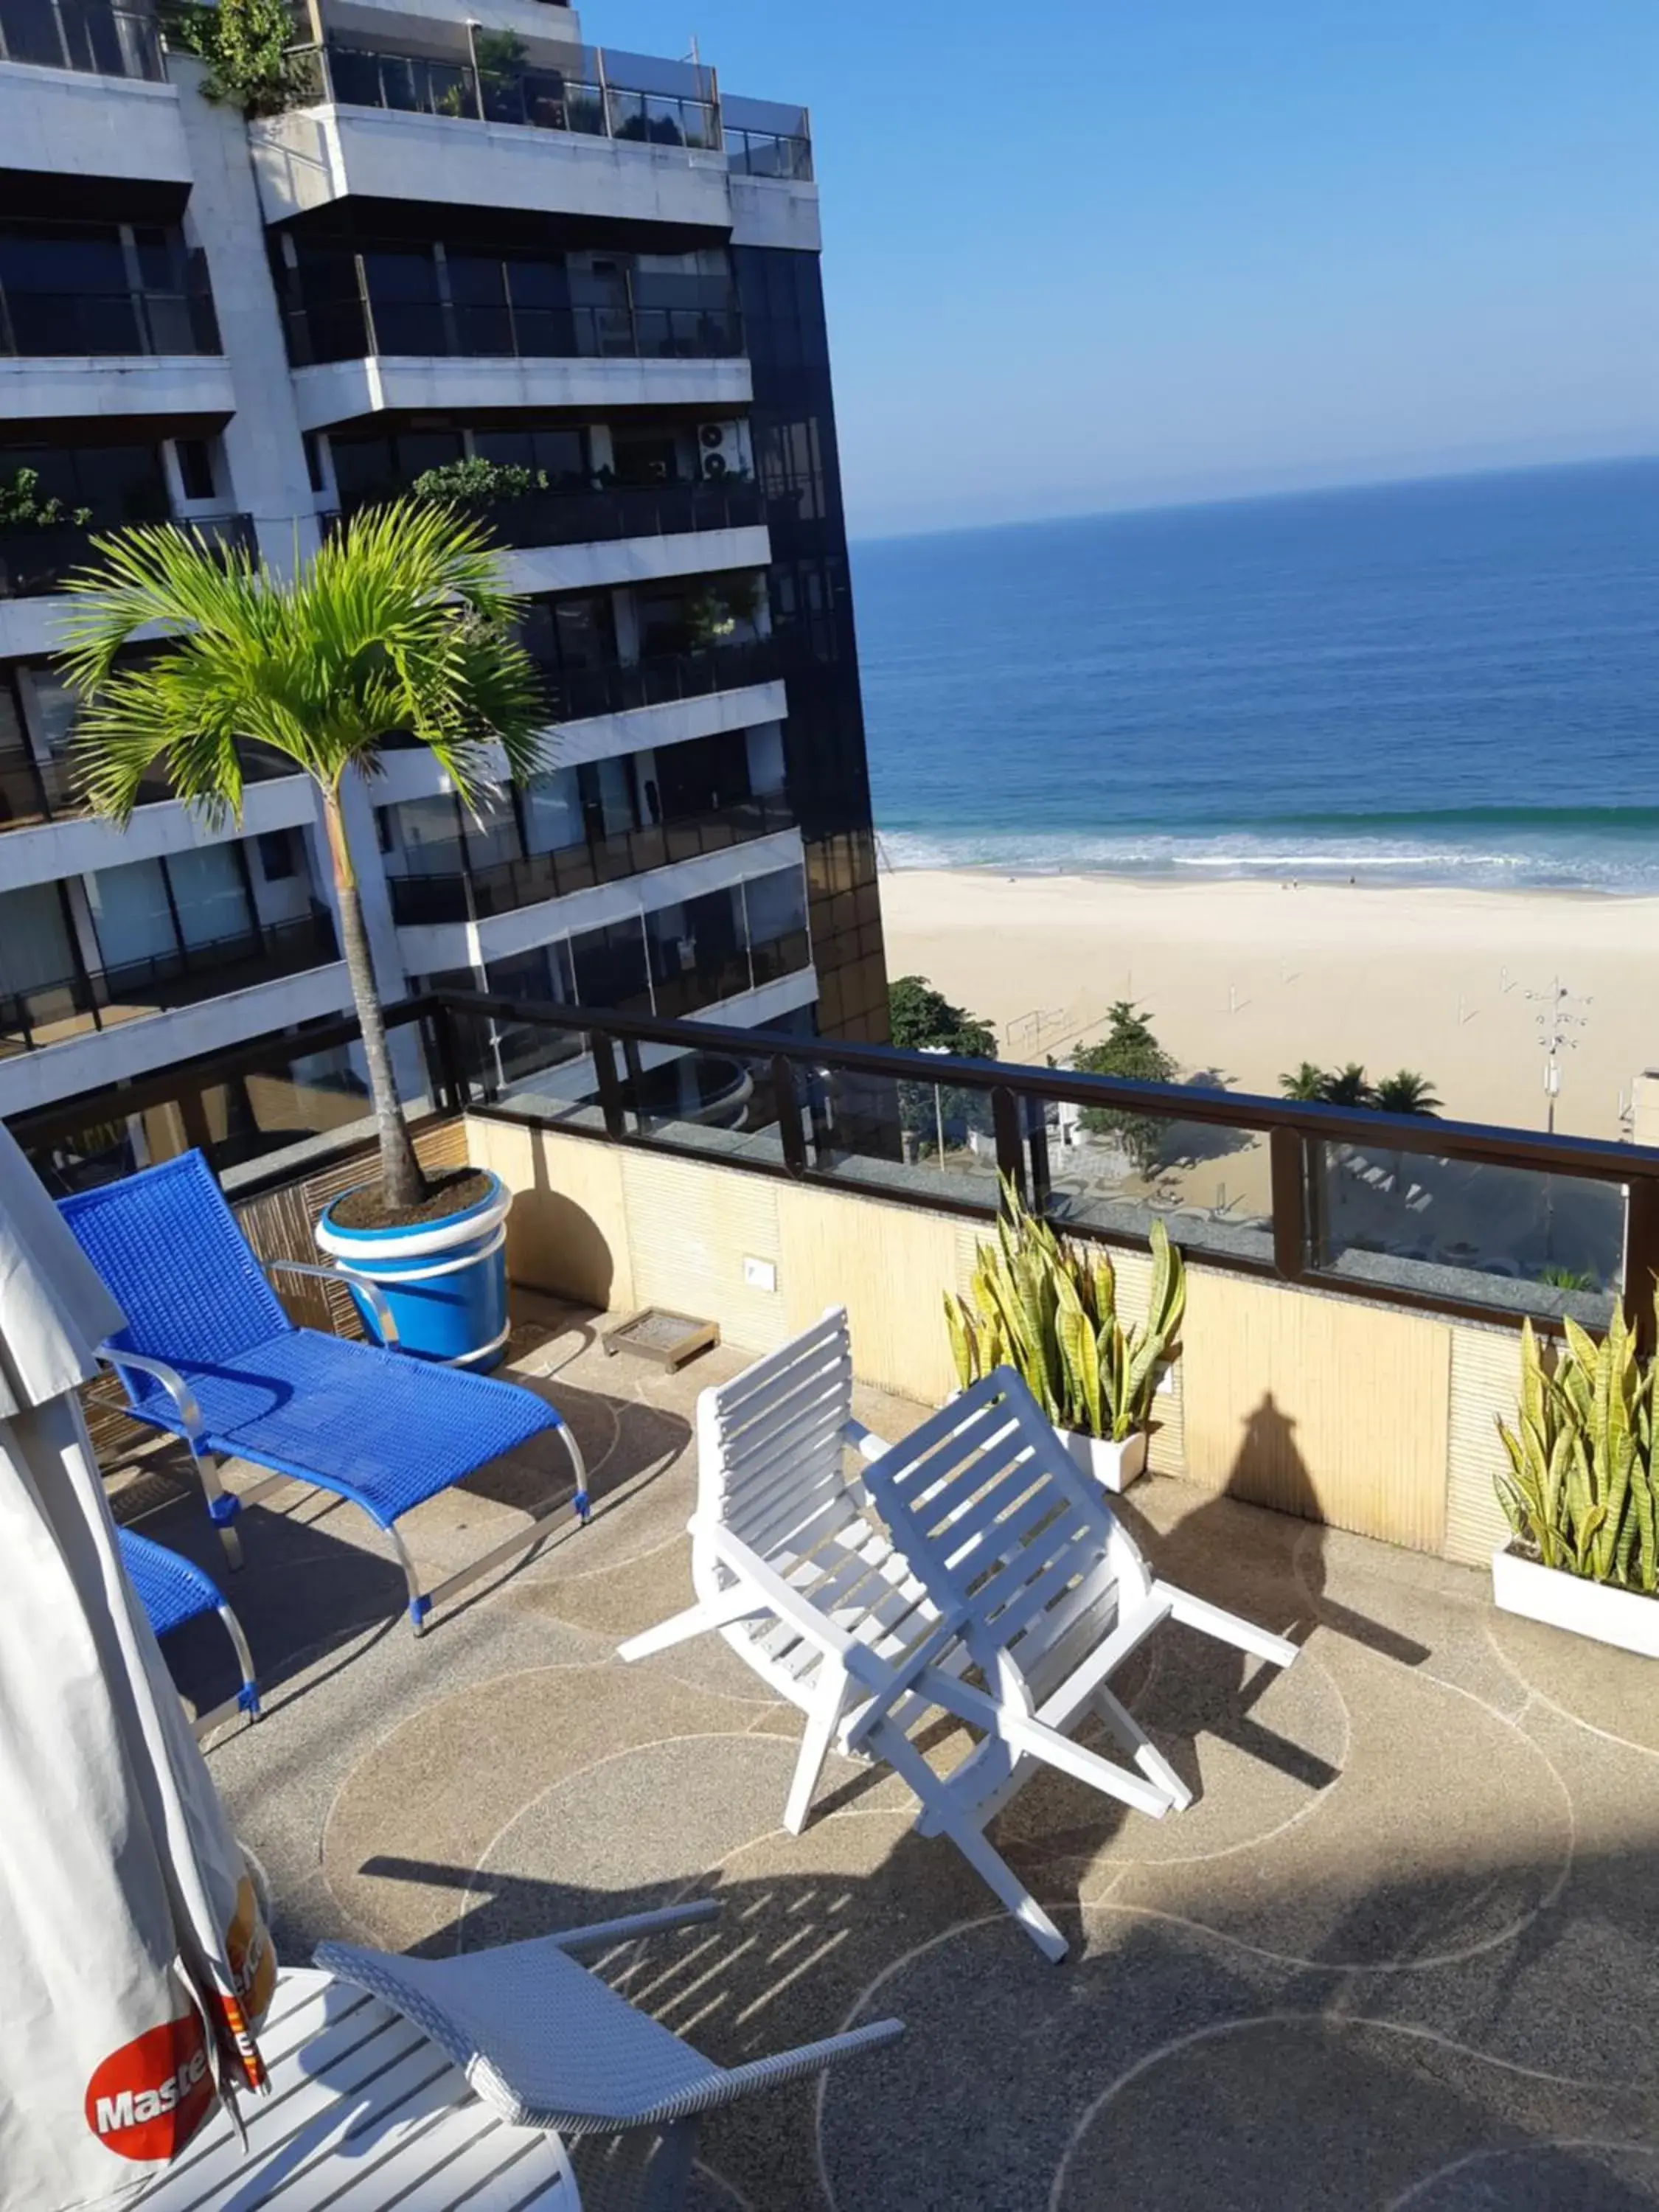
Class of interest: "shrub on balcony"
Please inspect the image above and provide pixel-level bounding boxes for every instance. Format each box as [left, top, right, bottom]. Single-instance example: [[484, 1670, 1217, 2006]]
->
[[0, 468, 91, 531], [56, 504, 549, 1220], [161, 0, 317, 117], [686, 576, 761, 646], [410, 457, 550, 512]]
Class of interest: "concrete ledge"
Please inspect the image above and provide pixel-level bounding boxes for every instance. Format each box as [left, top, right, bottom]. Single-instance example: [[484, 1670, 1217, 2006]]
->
[[289, 352, 751, 432], [0, 775, 317, 894], [0, 61, 189, 184], [0, 354, 234, 424]]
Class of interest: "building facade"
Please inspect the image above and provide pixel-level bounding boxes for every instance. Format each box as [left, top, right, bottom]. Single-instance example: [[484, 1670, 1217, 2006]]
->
[[0, 0, 888, 1173]]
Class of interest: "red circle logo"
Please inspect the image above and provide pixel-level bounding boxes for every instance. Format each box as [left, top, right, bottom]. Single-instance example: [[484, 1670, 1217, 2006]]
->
[[85, 2013, 216, 2164]]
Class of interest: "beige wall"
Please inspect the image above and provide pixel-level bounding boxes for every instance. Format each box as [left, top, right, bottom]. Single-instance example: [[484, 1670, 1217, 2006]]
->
[[467, 1115, 1528, 1563]]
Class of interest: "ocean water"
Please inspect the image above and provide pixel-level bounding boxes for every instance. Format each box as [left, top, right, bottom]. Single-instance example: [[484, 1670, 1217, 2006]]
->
[[851, 459, 1659, 891]]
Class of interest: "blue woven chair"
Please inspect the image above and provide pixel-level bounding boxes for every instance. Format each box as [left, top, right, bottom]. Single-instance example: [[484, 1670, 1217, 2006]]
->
[[118, 1526, 260, 1736], [62, 1152, 589, 1634]]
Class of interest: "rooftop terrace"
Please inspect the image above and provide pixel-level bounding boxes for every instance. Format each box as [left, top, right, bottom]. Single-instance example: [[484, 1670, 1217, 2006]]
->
[[91, 1195, 1659, 2203], [18, 987, 1659, 2202]]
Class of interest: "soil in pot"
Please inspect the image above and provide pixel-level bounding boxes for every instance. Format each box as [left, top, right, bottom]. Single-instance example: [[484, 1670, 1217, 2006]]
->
[[329, 1166, 494, 1234]]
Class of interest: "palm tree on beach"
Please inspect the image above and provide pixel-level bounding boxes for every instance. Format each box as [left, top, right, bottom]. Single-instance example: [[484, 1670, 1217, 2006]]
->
[[57, 505, 549, 1214], [1280, 1062, 1329, 1102], [1371, 1070, 1441, 1117], [1319, 1064, 1374, 1108]]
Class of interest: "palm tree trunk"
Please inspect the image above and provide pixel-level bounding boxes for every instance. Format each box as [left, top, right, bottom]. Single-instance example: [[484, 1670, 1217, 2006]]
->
[[324, 788, 427, 1214]]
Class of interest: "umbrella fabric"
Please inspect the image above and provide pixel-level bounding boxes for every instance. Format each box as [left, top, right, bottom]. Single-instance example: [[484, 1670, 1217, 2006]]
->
[[0, 1125, 274, 2211]]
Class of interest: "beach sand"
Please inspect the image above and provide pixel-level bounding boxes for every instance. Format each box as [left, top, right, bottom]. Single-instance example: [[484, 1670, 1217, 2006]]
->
[[879, 871, 1659, 1141]]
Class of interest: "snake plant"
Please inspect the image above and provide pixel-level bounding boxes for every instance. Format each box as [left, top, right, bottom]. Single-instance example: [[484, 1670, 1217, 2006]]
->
[[1495, 1304, 1658, 1593], [944, 1180, 1185, 1441]]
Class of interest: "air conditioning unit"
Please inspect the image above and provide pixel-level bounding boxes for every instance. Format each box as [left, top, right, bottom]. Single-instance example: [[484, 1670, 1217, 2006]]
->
[[699, 422, 732, 481]]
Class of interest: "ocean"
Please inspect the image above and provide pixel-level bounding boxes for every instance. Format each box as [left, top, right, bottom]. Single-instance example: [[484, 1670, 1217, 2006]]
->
[[851, 458, 1659, 893]]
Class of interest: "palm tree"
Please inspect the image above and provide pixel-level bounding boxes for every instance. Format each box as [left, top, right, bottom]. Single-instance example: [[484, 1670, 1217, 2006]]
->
[[1371, 1069, 1441, 1117], [1279, 1061, 1329, 1102], [57, 506, 549, 1215], [1319, 1063, 1374, 1108]]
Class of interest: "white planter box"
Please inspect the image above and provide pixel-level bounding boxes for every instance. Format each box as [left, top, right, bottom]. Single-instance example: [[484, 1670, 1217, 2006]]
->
[[1491, 1545, 1659, 1659], [1056, 1425, 1147, 1493]]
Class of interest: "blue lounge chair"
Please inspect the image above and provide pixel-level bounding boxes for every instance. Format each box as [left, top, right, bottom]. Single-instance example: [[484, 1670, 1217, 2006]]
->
[[117, 1526, 261, 1736], [62, 1152, 588, 1634]]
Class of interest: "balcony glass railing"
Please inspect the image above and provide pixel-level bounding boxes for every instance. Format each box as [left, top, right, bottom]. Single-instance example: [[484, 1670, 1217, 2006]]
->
[[0, 0, 163, 79], [0, 260, 221, 358], [302, 42, 721, 153], [0, 511, 254, 599], [725, 125, 813, 181], [387, 794, 796, 927], [0, 910, 338, 1057], [535, 638, 789, 723]]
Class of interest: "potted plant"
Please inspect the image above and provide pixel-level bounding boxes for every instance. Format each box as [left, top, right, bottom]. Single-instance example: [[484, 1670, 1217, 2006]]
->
[[944, 1183, 1186, 1491], [59, 501, 551, 1369], [1492, 1308, 1659, 1657]]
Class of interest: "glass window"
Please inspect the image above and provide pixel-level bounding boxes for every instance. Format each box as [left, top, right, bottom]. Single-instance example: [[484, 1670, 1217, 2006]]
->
[[0, 880, 75, 995], [173, 437, 215, 501], [745, 865, 809, 945], [257, 829, 297, 881], [361, 246, 443, 354], [655, 728, 751, 819], [381, 794, 464, 874], [445, 253, 511, 357], [577, 756, 636, 841], [86, 857, 176, 967], [521, 768, 581, 855], [568, 917, 650, 1012], [462, 790, 522, 872], [166, 843, 252, 949]]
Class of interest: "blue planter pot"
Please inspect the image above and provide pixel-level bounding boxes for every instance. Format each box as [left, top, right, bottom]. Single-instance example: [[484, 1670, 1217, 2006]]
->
[[315, 1172, 513, 1369]]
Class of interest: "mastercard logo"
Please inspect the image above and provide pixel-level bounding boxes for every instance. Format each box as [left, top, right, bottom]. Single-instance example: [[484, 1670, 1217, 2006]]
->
[[85, 2014, 216, 2164]]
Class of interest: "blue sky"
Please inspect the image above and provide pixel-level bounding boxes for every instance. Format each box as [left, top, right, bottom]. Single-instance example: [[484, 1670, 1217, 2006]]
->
[[608, 1, 1659, 538]]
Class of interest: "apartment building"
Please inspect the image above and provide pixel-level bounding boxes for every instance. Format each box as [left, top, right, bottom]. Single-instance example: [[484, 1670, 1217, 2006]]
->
[[0, 0, 888, 1166]]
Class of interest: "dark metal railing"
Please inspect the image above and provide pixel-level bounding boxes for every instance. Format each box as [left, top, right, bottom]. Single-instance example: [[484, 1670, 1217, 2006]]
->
[[534, 638, 790, 723], [15, 987, 1658, 1347], [0, 256, 221, 358], [0, 0, 164, 79], [387, 794, 796, 926], [0, 910, 338, 1057], [335, 479, 761, 552], [285, 291, 742, 369], [726, 125, 813, 181], [0, 510, 254, 599]]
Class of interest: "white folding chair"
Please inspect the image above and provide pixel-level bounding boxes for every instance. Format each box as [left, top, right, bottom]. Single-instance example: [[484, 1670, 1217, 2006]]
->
[[618, 1308, 939, 1834], [851, 1368, 1300, 1961]]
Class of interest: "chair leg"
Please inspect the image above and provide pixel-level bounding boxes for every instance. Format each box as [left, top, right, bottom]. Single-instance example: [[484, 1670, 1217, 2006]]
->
[[1092, 1685, 1192, 1811], [384, 1521, 431, 1635], [193, 1450, 244, 1571], [557, 1419, 591, 1526], [941, 1812, 1069, 1964], [784, 1672, 846, 1835], [217, 1602, 261, 1720], [617, 1585, 762, 1663]]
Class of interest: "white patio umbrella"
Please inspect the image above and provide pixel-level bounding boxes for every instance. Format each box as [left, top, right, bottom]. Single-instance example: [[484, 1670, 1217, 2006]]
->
[[0, 1121, 274, 2212]]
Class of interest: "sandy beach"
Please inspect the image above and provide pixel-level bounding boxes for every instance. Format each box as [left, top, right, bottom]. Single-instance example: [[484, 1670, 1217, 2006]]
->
[[879, 871, 1659, 1141]]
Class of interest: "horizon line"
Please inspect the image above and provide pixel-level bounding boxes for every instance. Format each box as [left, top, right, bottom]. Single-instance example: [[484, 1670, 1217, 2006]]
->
[[847, 448, 1659, 549]]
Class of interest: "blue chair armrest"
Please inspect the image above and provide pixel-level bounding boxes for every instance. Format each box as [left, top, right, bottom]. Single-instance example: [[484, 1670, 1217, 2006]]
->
[[97, 1343, 206, 1447], [265, 1256, 401, 1349]]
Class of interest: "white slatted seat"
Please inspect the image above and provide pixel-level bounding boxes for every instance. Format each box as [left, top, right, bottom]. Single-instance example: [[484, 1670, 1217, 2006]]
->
[[852, 1367, 1301, 1961], [618, 1309, 943, 1834], [136, 1966, 579, 2212]]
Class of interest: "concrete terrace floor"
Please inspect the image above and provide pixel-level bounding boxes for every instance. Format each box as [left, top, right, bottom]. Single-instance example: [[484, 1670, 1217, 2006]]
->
[[110, 1293, 1659, 2212]]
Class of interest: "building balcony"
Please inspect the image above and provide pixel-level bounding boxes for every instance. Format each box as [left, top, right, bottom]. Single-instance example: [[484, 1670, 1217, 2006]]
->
[[0, 0, 188, 188], [0, 507, 253, 603], [0, 262, 232, 422], [0, 729, 296, 840], [251, 48, 737, 232], [288, 346, 750, 435], [387, 793, 796, 927], [0, 910, 341, 1063]]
